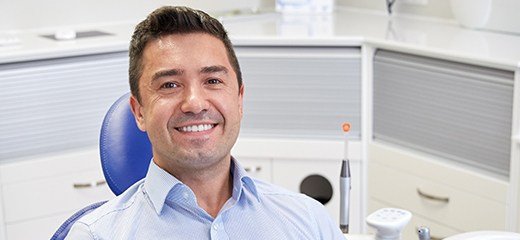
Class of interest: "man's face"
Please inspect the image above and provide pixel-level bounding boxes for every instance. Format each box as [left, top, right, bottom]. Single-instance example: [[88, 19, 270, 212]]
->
[[130, 33, 244, 173]]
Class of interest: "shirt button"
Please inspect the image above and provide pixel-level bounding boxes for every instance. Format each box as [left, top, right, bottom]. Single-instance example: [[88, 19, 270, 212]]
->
[[213, 224, 218, 230]]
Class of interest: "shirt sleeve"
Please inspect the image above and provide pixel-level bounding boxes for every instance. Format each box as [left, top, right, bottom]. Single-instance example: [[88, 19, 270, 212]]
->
[[306, 198, 346, 240], [64, 222, 96, 240]]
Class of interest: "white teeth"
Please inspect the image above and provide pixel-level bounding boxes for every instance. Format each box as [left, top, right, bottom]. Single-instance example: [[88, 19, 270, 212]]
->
[[179, 124, 214, 132]]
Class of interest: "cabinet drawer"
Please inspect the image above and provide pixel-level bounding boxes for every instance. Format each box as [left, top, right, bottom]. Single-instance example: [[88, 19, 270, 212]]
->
[[369, 142, 508, 203], [3, 170, 113, 223], [369, 162, 506, 231], [369, 199, 460, 240]]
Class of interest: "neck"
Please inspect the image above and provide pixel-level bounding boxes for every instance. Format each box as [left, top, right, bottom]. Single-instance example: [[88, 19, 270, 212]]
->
[[166, 157, 234, 218], [186, 170, 233, 218]]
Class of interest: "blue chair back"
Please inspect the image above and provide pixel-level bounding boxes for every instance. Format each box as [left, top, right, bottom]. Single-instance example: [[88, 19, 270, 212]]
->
[[51, 92, 153, 239], [99, 92, 153, 195]]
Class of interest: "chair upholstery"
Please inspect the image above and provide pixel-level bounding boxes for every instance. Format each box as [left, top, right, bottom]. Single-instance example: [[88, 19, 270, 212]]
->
[[99, 92, 153, 196], [51, 92, 153, 239]]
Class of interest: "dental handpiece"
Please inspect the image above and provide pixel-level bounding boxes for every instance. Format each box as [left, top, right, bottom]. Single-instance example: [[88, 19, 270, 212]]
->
[[340, 123, 351, 233]]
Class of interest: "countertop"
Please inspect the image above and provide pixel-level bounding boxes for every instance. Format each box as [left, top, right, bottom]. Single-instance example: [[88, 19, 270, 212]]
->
[[1, 7, 520, 71]]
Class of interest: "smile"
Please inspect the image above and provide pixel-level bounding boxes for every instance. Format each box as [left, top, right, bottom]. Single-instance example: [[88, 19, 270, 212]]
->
[[176, 124, 216, 133]]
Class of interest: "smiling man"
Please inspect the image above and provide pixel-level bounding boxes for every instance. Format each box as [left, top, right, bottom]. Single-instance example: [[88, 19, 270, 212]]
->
[[66, 6, 344, 239]]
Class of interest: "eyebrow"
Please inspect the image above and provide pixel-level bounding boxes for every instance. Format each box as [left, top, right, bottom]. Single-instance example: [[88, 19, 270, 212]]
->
[[152, 69, 184, 82], [200, 65, 229, 75], [151, 65, 229, 82]]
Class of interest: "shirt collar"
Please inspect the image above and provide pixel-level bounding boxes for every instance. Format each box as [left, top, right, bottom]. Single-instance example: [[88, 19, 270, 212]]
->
[[230, 156, 260, 203], [143, 159, 183, 215], [144, 157, 260, 216]]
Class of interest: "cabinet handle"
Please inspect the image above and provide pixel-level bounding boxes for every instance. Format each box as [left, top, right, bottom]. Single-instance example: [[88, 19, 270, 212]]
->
[[73, 180, 107, 189], [417, 188, 450, 203], [244, 166, 262, 173]]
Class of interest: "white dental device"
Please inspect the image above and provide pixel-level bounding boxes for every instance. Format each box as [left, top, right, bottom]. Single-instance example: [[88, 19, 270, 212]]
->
[[366, 208, 412, 240]]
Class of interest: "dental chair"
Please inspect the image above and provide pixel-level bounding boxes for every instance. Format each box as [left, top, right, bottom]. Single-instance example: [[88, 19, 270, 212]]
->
[[51, 92, 152, 240]]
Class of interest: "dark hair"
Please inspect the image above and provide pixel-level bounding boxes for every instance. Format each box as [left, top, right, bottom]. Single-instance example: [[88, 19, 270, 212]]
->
[[129, 6, 242, 102]]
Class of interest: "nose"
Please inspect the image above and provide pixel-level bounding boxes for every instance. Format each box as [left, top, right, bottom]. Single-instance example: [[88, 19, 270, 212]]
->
[[180, 85, 209, 114]]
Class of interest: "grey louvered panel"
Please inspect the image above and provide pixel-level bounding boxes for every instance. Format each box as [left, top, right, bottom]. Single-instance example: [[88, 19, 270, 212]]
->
[[0, 52, 130, 161], [373, 50, 514, 177], [236, 47, 361, 139]]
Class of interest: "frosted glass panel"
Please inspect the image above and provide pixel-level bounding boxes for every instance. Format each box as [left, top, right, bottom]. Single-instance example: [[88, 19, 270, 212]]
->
[[0, 52, 129, 161], [236, 46, 361, 140], [373, 50, 513, 177]]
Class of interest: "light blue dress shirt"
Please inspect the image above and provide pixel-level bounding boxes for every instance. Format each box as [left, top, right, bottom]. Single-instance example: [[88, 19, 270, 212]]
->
[[66, 157, 345, 239]]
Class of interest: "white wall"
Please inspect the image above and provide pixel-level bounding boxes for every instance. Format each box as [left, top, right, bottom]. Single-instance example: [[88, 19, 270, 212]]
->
[[259, 0, 453, 19], [0, 0, 456, 31], [0, 0, 260, 31], [336, 0, 454, 19]]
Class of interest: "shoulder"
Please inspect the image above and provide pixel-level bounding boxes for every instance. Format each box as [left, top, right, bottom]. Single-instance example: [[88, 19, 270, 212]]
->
[[71, 179, 146, 229], [252, 178, 329, 219], [251, 178, 345, 239], [253, 178, 319, 206]]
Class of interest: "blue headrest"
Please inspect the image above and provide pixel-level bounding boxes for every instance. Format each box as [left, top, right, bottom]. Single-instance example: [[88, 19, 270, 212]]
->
[[99, 93, 152, 196]]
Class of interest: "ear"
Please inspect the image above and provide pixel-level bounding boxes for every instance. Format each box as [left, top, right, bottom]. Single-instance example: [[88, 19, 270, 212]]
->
[[129, 95, 147, 132], [238, 85, 244, 118]]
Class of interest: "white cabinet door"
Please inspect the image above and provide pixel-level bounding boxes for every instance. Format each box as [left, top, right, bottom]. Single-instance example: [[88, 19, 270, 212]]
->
[[368, 142, 508, 234], [3, 170, 112, 224], [0, 149, 114, 240]]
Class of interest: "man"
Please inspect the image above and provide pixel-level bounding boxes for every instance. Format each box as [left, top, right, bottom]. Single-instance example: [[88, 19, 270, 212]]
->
[[66, 6, 344, 239]]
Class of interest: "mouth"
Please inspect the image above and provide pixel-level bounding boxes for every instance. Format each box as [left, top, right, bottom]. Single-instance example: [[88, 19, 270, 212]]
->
[[175, 123, 217, 133]]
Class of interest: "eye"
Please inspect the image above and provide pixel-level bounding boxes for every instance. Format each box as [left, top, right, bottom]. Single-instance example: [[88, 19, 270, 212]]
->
[[161, 82, 179, 89], [207, 78, 222, 85]]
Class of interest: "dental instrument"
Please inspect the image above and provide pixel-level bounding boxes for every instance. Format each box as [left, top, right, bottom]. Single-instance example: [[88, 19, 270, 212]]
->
[[340, 122, 352, 233]]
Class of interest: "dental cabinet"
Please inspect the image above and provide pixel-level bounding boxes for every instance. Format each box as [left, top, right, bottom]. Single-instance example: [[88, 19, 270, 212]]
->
[[0, 44, 363, 238], [1, 7, 520, 240], [368, 50, 515, 240], [0, 52, 129, 239], [231, 45, 363, 231], [227, 44, 364, 234], [0, 150, 112, 240]]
